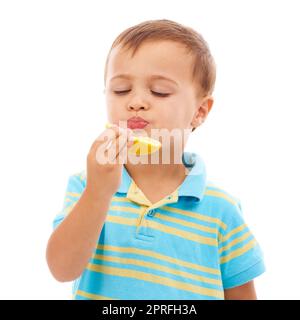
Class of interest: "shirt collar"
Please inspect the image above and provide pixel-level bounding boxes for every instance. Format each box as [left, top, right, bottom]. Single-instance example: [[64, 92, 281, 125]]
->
[[117, 151, 207, 203]]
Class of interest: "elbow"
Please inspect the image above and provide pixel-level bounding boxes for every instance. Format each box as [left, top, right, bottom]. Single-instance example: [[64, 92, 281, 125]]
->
[[46, 239, 81, 283], [47, 265, 75, 283], [48, 269, 73, 283]]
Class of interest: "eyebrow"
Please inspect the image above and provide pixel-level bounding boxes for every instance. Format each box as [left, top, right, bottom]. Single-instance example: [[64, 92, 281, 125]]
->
[[109, 74, 179, 86]]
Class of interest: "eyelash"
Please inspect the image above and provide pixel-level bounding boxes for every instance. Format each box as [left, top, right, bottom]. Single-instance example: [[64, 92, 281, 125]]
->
[[113, 90, 170, 98]]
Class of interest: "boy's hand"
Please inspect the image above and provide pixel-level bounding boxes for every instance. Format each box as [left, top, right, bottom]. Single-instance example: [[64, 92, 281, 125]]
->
[[85, 124, 134, 201]]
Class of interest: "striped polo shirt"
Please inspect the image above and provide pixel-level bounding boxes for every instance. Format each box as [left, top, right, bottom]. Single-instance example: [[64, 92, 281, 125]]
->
[[53, 151, 265, 300]]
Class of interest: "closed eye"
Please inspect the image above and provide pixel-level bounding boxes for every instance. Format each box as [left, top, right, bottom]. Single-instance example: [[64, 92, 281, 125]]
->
[[114, 90, 130, 95], [151, 91, 170, 97], [113, 90, 170, 97]]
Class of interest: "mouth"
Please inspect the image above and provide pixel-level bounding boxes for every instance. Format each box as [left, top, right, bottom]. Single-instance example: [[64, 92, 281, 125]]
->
[[127, 117, 149, 129]]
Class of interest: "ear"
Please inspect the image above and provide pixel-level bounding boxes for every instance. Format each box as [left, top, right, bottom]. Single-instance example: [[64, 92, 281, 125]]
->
[[191, 96, 214, 128]]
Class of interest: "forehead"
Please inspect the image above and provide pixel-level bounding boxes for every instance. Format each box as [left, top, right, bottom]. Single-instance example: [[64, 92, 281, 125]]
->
[[106, 40, 195, 84]]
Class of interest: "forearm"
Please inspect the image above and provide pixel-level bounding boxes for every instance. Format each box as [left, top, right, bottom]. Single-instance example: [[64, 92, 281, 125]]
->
[[224, 281, 257, 300], [46, 189, 111, 282]]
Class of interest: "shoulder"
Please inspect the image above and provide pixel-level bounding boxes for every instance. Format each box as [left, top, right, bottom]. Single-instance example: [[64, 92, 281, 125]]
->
[[204, 180, 241, 210], [202, 180, 244, 226], [67, 170, 87, 188], [62, 170, 87, 198], [205, 181, 241, 206]]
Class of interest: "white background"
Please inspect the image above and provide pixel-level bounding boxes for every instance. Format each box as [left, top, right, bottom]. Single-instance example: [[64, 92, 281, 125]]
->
[[0, 0, 299, 299]]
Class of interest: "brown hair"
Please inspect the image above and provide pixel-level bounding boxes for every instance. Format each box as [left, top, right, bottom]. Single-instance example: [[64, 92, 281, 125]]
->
[[104, 19, 216, 132]]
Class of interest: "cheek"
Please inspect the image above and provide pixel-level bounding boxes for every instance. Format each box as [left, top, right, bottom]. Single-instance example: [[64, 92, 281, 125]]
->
[[105, 95, 119, 120], [158, 111, 183, 131], [174, 95, 196, 123], [105, 93, 120, 108], [167, 100, 189, 121], [105, 94, 115, 107], [106, 93, 130, 112]]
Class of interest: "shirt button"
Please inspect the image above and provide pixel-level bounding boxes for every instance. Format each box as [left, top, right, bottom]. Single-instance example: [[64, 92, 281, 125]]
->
[[148, 209, 155, 216]]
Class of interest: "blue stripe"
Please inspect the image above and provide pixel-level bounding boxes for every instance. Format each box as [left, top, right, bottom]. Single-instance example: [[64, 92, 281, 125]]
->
[[93, 248, 221, 282]]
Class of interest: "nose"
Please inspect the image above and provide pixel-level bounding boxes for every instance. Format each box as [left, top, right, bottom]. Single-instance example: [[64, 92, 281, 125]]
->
[[127, 95, 149, 111], [128, 103, 148, 111]]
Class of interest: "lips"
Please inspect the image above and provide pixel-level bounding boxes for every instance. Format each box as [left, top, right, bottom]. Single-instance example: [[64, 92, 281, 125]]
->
[[127, 116, 149, 129]]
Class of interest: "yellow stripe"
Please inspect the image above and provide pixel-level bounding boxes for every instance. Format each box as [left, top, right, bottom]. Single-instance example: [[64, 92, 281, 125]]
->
[[76, 289, 116, 300], [87, 263, 223, 299], [220, 238, 257, 264], [111, 197, 227, 231], [65, 202, 76, 214], [155, 212, 217, 235], [110, 205, 219, 237], [93, 254, 222, 286], [150, 220, 217, 246], [220, 224, 247, 243], [160, 206, 227, 231], [110, 205, 140, 214], [204, 189, 237, 206], [219, 231, 252, 254], [105, 215, 217, 246], [106, 215, 136, 226], [97, 244, 220, 275], [112, 196, 137, 203], [66, 192, 81, 198]]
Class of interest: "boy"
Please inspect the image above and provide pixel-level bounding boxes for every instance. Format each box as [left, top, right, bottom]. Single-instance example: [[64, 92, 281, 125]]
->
[[46, 19, 265, 300]]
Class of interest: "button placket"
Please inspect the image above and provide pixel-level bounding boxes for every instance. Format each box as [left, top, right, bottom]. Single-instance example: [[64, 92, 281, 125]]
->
[[136, 207, 156, 232], [135, 206, 156, 240], [136, 206, 148, 228]]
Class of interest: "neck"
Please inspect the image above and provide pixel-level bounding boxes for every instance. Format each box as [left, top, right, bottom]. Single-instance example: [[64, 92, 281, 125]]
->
[[124, 149, 188, 182]]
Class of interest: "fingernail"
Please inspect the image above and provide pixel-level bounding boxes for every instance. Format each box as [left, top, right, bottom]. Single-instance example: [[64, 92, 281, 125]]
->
[[105, 122, 115, 129]]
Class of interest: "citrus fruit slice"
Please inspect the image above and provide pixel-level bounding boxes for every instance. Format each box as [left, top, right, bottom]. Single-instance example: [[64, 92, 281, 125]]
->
[[105, 123, 161, 155]]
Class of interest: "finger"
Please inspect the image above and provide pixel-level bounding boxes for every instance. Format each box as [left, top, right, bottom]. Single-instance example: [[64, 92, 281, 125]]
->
[[90, 125, 124, 154], [115, 138, 135, 165], [106, 130, 131, 164], [95, 129, 133, 165], [96, 124, 119, 142]]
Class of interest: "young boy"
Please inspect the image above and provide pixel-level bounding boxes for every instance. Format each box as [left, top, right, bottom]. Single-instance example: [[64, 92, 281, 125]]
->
[[46, 19, 265, 300]]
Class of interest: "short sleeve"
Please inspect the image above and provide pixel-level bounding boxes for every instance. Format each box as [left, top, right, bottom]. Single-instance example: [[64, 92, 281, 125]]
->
[[219, 199, 266, 289], [53, 171, 86, 230]]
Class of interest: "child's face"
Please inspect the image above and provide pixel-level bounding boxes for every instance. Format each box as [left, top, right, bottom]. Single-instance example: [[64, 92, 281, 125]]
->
[[105, 40, 212, 138]]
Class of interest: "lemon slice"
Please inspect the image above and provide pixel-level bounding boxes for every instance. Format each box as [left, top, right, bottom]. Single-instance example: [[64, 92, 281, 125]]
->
[[129, 136, 162, 156], [105, 123, 161, 155]]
